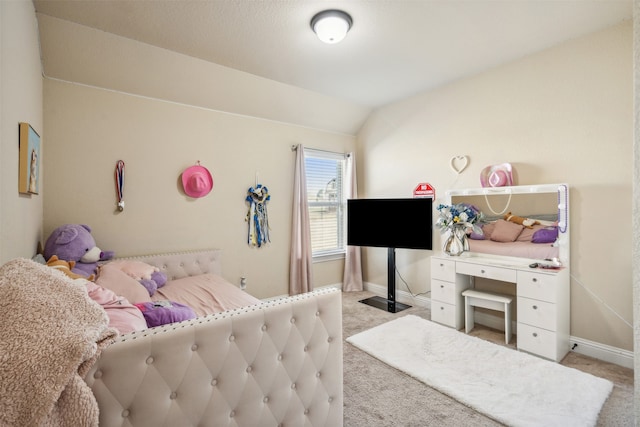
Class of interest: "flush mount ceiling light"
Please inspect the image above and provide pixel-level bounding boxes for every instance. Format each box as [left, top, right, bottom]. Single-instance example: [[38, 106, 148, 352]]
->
[[310, 10, 353, 44]]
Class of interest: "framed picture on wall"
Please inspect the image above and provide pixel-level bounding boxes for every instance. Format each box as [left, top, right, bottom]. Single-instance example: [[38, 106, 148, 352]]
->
[[18, 122, 41, 195]]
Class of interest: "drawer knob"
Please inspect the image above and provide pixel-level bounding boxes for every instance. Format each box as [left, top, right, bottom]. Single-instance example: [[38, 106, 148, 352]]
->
[[440, 284, 444, 288], [532, 332, 538, 337], [532, 278, 538, 283], [440, 263, 444, 267], [532, 305, 538, 310], [481, 269, 486, 274], [440, 306, 444, 310]]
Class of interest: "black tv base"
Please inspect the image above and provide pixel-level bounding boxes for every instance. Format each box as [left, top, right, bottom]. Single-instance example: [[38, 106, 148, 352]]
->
[[359, 296, 411, 313], [359, 247, 412, 313]]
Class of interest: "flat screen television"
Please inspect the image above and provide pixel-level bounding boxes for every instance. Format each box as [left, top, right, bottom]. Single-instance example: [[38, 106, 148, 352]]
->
[[347, 198, 433, 250], [347, 197, 433, 313]]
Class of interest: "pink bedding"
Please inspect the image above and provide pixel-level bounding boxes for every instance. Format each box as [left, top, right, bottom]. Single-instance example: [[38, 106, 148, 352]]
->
[[467, 239, 559, 260], [94, 261, 262, 332], [152, 273, 262, 317], [85, 281, 147, 334]]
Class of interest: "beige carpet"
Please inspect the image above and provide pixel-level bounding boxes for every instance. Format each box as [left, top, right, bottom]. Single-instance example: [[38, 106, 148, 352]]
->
[[342, 291, 634, 427]]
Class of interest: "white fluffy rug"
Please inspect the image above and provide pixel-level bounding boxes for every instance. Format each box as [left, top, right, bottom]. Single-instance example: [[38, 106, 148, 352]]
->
[[346, 315, 613, 427]]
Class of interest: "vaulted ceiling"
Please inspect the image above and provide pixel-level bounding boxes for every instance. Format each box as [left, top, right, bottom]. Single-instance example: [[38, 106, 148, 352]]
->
[[34, 0, 632, 132]]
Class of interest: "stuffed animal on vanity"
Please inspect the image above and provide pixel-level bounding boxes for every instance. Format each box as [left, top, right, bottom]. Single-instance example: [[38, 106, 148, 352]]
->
[[503, 212, 540, 229], [43, 224, 114, 278], [46, 255, 96, 281], [105, 259, 167, 296]]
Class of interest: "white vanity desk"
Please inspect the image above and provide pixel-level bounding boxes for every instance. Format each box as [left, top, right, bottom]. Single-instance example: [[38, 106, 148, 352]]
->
[[431, 252, 570, 362], [430, 183, 571, 362]]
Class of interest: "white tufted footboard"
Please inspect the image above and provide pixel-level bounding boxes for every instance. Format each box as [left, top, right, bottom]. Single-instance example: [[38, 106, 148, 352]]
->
[[84, 287, 343, 427]]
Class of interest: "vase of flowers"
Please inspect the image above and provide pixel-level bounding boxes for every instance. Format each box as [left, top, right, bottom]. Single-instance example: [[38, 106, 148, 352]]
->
[[436, 203, 484, 256]]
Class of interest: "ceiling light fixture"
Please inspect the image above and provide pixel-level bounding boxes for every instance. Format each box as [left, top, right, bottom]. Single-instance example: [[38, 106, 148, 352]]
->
[[310, 10, 352, 44]]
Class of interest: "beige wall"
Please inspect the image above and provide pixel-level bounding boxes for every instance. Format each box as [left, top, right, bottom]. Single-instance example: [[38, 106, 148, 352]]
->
[[0, 0, 43, 264], [43, 79, 354, 299], [359, 21, 633, 351]]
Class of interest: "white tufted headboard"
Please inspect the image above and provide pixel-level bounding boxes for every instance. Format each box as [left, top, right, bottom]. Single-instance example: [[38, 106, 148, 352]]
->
[[115, 249, 223, 281], [85, 250, 343, 427]]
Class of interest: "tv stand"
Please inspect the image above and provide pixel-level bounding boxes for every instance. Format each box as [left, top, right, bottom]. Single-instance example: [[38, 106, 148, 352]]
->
[[360, 247, 411, 313]]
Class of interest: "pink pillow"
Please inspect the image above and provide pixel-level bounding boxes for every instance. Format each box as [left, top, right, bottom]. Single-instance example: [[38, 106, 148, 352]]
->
[[490, 219, 524, 243], [96, 263, 152, 304], [107, 260, 160, 281]]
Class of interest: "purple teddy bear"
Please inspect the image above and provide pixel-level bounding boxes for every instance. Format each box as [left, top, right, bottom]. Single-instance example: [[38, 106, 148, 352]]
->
[[43, 224, 115, 278]]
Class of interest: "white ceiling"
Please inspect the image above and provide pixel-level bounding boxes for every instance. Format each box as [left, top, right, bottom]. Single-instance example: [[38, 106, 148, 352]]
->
[[33, 0, 632, 109]]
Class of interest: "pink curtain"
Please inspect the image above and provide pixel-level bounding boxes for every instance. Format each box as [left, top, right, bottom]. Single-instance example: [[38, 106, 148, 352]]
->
[[289, 145, 313, 295], [343, 153, 363, 291]]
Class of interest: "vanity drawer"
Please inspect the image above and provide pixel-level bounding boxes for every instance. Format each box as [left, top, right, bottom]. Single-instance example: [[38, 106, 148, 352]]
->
[[517, 323, 558, 361], [431, 279, 458, 305], [456, 262, 517, 283], [517, 297, 557, 331], [517, 271, 559, 303], [431, 258, 456, 282], [431, 301, 458, 328]]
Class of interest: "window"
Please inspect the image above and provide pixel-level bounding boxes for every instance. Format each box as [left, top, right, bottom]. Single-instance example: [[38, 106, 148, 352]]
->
[[304, 149, 347, 260]]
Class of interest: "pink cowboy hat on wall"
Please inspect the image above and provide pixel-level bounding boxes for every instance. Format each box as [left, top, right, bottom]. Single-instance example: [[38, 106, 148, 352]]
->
[[181, 162, 213, 198], [480, 163, 514, 188]]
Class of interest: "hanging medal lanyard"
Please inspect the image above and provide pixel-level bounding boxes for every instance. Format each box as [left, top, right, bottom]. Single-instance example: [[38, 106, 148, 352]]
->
[[115, 160, 125, 211]]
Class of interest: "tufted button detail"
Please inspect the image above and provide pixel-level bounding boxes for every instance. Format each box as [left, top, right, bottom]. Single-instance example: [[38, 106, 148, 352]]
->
[[170, 392, 177, 400], [316, 372, 321, 378], [146, 356, 154, 365], [316, 311, 320, 316], [211, 379, 218, 386], [191, 344, 198, 351], [261, 324, 267, 331], [263, 396, 269, 403], [291, 383, 296, 390], [180, 262, 184, 267], [229, 410, 235, 418], [304, 409, 310, 415], [328, 397, 333, 403], [290, 317, 296, 324], [229, 335, 235, 342], [303, 346, 308, 352], [327, 337, 333, 343], [246, 366, 252, 373], [277, 354, 283, 361], [93, 370, 102, 379], [121, 409, 130, 418]]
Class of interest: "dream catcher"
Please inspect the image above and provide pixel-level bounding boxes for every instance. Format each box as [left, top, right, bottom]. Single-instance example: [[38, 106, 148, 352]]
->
[[246, 184, 271, 247]]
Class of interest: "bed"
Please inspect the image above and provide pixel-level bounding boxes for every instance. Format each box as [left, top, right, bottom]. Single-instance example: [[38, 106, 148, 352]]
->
[[0, 250, 344, 427]]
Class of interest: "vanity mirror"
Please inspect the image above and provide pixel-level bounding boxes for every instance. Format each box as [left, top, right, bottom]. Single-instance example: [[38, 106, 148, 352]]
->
[[446, 184, 569, 265]]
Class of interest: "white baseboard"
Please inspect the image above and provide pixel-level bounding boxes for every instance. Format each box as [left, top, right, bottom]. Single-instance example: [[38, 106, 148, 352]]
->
[[568, 336, 634, 369], [363, 282, 634, 369]]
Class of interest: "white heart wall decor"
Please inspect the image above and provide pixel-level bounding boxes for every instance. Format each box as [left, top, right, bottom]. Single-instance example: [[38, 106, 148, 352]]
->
[[450, 155, 469, 175]]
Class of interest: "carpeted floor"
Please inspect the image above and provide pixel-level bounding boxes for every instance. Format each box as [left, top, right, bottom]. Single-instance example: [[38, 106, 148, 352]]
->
[[342, 291, 634, 427]]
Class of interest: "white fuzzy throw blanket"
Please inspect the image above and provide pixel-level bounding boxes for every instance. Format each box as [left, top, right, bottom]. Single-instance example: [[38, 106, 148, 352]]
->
[[0, 258, 117, 426]]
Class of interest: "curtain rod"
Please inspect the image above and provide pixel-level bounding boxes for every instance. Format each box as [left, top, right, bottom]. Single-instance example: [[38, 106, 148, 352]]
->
[[291, 145, 351, 157]]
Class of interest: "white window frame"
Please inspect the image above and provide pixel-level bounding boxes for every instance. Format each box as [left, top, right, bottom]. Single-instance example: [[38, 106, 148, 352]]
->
[[304, 149, 347, 261]]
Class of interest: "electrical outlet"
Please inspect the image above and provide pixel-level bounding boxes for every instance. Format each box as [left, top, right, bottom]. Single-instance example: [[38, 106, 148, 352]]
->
[[240, 277, 247, 290]]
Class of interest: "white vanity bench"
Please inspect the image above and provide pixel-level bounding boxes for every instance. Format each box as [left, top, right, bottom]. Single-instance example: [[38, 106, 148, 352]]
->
[[430, 184, 571, 362]]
